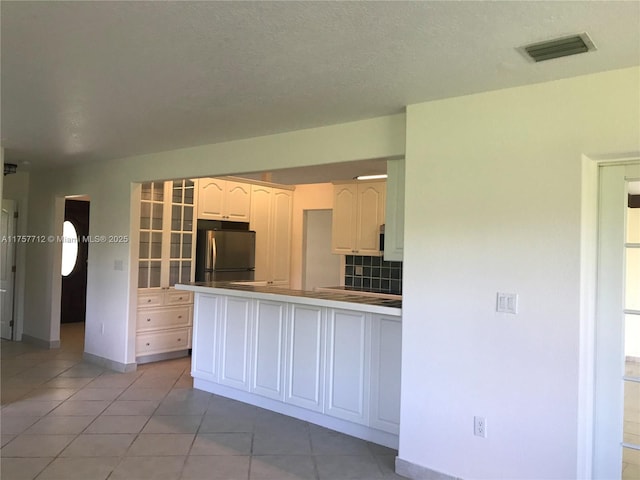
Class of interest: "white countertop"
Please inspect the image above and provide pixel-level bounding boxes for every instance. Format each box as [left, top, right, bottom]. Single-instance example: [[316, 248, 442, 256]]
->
[[175, 281, 402, 317]]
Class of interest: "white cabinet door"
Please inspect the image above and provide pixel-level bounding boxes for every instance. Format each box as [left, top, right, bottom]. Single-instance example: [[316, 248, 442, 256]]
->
[[285, 304, 324, 412], [270, 188, 292, 285], [355, 182, 385, 256], [249, 185, 292, 286], [331, 182, 385, 256], [325, 309, 369, 425], [219, 296, 252, 390], [224, 181, 252, 221], [251, 300, 286, 400], [191, 294, 220, 381], [384, 159, 404, 261], [197, 179, 251, 221], [250, 185, 272, 282], [198, 178, 226, 220], [370, 315, 402, 434], [331, 183, 358, 254]]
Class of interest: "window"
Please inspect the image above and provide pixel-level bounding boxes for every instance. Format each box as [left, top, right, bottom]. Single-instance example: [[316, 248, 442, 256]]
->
[[61, 220, 78, 276]]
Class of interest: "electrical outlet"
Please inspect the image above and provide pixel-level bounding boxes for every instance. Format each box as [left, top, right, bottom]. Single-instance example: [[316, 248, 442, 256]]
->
[[496, 292, 518, 314], [474, 416, 487, 438], [355, 265, 363, 276]]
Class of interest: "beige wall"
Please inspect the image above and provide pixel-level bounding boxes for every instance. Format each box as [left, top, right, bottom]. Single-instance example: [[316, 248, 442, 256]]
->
[[400, 66, 640, 478]]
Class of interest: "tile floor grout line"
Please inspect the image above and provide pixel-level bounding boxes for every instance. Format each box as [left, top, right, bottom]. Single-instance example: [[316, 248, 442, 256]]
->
[[177, 362, 202, 480], [307, 421, 322, 480], [11, 347, 117, 480], [248, 418, 256, 480], [3, 325, 406, 480], [29, 455, 58, 480], [112, 359, 186, 464]]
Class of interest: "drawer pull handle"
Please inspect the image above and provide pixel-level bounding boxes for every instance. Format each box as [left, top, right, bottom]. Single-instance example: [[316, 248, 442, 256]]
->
[[146, 342, 150, 346], [147, 318, 151, 322], [178, 297, 183, 300], [178, 315, 182, 319], [177, 338, 182, 342], [147, 299, 151, 303]]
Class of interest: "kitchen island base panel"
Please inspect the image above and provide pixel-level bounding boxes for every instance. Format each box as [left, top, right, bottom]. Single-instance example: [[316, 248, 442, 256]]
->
[[193, 378, 399, 449]]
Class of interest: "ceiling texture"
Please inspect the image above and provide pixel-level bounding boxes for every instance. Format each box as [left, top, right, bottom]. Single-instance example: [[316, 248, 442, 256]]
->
[[1, 1, 639, 174]]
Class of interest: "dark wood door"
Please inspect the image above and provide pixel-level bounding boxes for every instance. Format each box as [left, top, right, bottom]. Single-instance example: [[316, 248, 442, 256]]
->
[[61, 200, 90, 323]]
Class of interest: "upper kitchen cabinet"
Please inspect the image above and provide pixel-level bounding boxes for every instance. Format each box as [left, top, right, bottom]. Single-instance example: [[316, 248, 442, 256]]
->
[[139, 179, 196, 289], [332, 181, 385, 256], [384, 159, 405, 261], [250, 185, 293, 286], [197, 178, 251, 221]]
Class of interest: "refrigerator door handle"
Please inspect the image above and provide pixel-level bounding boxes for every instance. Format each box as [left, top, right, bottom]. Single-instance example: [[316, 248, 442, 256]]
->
[[211, 235, 217, 272]]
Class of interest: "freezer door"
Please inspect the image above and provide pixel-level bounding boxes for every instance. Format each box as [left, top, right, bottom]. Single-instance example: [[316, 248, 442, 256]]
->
[[209, 269, 255, 282], [212, 231, 256, 270]]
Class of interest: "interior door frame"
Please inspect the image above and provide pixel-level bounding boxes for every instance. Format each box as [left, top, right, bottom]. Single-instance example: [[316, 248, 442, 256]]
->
[[586, 157, 640, 478], [1, 199, 17, 340]]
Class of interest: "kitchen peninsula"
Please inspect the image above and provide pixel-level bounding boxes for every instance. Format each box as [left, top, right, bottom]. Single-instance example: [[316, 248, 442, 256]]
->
[[175, 281, 402, 448]]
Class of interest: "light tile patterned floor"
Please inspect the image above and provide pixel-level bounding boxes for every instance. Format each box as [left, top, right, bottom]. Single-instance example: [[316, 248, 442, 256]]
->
[[1, 323, 402, 480]]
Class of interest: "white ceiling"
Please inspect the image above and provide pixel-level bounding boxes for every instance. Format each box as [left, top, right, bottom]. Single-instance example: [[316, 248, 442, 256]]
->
[[2, 1, 639, 177]]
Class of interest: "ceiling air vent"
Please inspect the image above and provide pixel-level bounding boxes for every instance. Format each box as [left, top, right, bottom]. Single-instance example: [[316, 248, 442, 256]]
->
[[520, 33, 596, 62]]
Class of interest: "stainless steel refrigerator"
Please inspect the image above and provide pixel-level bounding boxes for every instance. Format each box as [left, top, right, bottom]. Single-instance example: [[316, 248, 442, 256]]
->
[[195, 229, 256, 282]]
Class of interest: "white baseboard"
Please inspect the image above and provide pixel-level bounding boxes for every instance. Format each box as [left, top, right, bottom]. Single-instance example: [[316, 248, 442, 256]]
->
[[136, 349, 190, 365], [83, 352, 137, 373], [395, 457, 461, 480], [21, 333, 60, 349]]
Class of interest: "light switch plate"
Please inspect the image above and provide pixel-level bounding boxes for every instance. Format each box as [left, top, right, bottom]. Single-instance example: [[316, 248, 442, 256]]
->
[[496, 292, 518, 314]]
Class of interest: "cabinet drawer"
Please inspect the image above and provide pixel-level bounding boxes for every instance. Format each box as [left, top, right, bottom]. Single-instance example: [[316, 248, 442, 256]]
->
[[166, 291, 193, 305], [137, 307, 191, 331], [136, 328, 192, 355], [138, 292, 164, 308]]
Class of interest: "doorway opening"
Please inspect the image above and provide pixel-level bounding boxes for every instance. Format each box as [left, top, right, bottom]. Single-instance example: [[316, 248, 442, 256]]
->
[[302, 209, 341, 291], [622, 179, 640, 479], [593, 162, 640, 480], [60, 198, 90, 349], [1, 200, 18, 340]]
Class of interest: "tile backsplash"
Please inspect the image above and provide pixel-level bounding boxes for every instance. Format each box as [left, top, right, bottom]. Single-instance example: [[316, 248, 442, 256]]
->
[[344, 255, 402, 295]]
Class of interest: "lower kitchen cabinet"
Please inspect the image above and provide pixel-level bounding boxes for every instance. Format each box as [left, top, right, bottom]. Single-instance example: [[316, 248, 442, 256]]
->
[[191, 293, 220, 381], [219, 296, 252, 390], [186, 290, 401, 447], [285, 304, 325, 412], [325, 309, 370, 425], [370, 315, 402, 434], [136, 327, 191, 356], [136, 289, 193, 363], [251, 299, 287, 400]]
